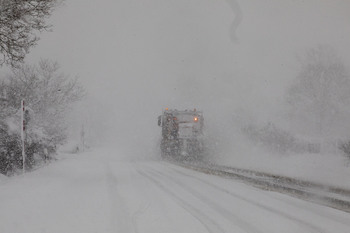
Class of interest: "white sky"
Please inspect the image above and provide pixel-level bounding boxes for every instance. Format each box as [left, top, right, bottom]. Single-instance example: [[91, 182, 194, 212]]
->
[[4, 0, 350, 149]]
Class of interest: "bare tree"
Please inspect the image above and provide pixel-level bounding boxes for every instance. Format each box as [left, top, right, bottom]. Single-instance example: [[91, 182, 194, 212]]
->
[[286, 45, 350, 139], [0, 0, 59, 66]]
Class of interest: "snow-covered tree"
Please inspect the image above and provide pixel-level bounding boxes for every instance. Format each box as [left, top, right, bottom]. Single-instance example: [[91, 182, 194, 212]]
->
[[0, 0, 60, 66], [7, 59, 84, 144], [0, 59, 84, 174], [286, 45, 350, 140]]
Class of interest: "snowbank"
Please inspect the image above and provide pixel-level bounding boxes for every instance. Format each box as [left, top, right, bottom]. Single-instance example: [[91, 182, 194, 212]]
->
[[0, 174, 7, 182], [214, 137, 350, 190]]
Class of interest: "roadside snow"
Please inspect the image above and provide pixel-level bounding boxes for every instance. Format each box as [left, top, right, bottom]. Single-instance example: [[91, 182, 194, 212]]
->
[[1, 146, 350, 233], [0, 173, 7, 182], [214, 142, 350, 190]]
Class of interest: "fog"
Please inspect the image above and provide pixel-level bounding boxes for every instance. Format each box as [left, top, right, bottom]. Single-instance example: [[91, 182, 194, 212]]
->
[[22, 0, 350, 157]]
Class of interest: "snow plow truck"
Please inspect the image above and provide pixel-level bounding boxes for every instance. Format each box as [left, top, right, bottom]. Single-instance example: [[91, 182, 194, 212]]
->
[[158, 109, 204, 160]]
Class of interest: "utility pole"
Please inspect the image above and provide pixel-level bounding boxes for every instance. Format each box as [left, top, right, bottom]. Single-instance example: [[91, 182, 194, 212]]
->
[[21, 99, 26, 173]]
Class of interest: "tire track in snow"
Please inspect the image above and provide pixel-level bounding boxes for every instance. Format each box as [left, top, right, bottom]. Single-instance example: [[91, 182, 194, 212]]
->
[[141, 166, 265, 233], [265, 188, 350, 227], [177, 161, 350, 213], [131, 202, 150, 233], [136, 168, 226, 233], [105, 164, 134, 233], [147, 167, 271, 233], [156, 164, 328, 233]]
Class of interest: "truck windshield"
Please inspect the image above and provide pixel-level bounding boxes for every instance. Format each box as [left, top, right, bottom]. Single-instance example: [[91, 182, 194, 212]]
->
[[176, 114, 199, 123]]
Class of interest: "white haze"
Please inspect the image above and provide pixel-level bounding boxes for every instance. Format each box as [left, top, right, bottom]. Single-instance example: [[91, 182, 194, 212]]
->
[[22, 0, 350, 157]]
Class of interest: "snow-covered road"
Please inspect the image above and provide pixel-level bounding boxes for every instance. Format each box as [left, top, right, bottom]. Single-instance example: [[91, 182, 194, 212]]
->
[[1, 147, 350, 233]]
